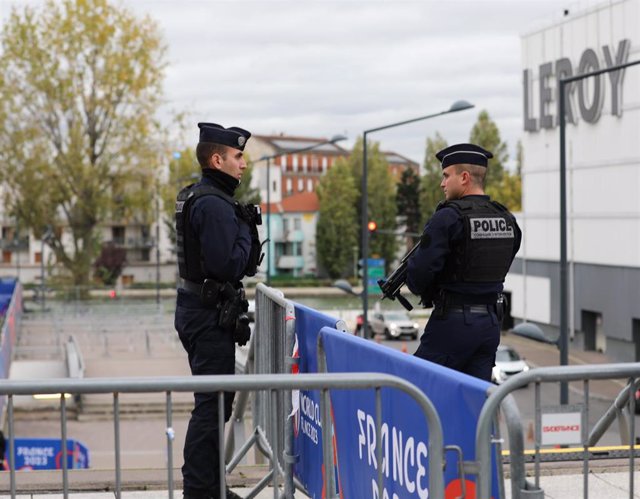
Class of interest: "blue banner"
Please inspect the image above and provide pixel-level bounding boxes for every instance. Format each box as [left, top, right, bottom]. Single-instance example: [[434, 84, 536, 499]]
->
[[318, 327, 500, 499], [291, 303, 342, 499], [9, 437, 90, 470]]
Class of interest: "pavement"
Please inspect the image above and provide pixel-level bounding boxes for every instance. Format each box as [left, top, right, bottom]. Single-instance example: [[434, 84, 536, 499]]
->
[[8, 298, 640, 498]]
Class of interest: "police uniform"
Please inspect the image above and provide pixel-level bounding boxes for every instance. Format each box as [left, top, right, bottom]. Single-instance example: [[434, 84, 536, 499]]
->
[[175, 123, 260, 499], [407, 143, 522, 382]]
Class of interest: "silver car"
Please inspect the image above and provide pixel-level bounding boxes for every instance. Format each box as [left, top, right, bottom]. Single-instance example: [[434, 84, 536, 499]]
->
[[368, 310, 420, 340], [492, 345, 530, 385]]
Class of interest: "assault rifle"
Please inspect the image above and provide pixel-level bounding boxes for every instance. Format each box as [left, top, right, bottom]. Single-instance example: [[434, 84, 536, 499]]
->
[[377, 241, 421, 311]]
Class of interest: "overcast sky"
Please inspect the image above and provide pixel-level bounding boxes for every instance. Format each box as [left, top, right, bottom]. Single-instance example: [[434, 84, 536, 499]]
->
[[0, 0, 607, 167]]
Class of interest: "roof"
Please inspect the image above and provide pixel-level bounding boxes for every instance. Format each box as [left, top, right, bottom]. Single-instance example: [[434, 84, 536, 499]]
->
[[383, 151, 419, 167], [253, 134, 348, 155], [280, 191, 319, 213]]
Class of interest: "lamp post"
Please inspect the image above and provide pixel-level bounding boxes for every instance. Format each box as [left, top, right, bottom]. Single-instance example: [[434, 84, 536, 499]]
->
[[155, 180, 161, 306], [360, 100, 475, 339], [259, 134, 347, 285], [40, 225, 53, 312], [557, 59, 640, 404]]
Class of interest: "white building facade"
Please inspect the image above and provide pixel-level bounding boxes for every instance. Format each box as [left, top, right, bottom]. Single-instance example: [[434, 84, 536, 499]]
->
[[506, 0, 640, 361]]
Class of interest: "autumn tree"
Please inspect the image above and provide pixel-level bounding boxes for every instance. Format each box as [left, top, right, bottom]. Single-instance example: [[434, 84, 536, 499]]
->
[[316, 160, 358, 278], [0, 0, 167, 287], [419, 132, 448, 221]]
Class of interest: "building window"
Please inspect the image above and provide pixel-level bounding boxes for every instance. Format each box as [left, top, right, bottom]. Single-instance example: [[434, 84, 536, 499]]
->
[[296, 244, 303, 256], [292, 154, 298, 172], [294, 218, 301, 230], [298, 178, 304, 192], [307, 179, 313, 191], [311, 155, 319, 172], [302, 155, 308, 172], [283, 219, 289, 233], [322, 157, 328, 172], [141, 248, 151, 262], [286, 178, 292, 194], [112, 226, 125, 245]]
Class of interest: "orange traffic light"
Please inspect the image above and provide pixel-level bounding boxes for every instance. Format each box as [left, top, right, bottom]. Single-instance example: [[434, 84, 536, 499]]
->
[[367, 221, 377, 232]]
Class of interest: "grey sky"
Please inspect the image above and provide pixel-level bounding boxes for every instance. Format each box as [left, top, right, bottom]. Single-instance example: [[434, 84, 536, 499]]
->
[[0, 0, 603, 167]]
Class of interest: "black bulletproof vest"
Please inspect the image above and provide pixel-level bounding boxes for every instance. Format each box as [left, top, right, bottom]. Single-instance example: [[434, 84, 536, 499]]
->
[[437, 197, 517, 284], [175, 183, 239, 283]]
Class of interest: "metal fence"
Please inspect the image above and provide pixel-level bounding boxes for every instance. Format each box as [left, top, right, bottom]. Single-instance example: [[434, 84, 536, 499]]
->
[[224, 283, 298, 497], [0, 373, 443, 499], [474, 363, 640, 499]]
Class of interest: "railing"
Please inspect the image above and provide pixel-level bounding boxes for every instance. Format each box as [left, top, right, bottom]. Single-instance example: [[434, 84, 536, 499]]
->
[[0, 373, 442, 499], [475, 363, 640, 499]]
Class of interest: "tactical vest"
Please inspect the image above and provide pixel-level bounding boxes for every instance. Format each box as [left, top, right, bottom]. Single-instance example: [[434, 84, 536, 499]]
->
[[175, 184, 238, 283], [436, 197, 516, 284]]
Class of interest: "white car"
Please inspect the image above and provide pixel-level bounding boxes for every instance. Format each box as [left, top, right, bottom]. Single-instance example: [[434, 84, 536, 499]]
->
[[492, 345, 530, 385], [368, 311, 420, 340]]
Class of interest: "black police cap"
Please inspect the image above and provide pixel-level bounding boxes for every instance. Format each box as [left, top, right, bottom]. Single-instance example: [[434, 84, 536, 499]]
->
[[197, 122, 251, 151], [436, 143, 493, 169]]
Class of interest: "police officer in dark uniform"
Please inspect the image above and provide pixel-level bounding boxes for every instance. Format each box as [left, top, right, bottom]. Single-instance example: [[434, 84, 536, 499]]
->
[[407, 143, 522, 382], [175, 123, 263, 499]]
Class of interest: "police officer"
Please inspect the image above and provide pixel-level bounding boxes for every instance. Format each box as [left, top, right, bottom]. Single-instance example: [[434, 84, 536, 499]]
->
[[175, 123, 263, 499], [406, 143, 522, 382]]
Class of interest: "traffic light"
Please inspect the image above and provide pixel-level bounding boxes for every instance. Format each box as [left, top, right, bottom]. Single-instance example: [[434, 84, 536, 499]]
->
[[367, 220, 377, 233]]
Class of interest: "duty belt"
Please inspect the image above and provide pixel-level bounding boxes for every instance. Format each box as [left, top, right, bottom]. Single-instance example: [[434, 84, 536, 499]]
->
[[447, 305, 493, 315], [180, 279, 203, 295]]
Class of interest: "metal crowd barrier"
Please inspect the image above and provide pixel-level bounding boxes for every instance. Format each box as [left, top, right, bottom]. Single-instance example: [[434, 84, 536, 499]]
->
[[474, 363, 640, 499], [226, 283, 298, 497], [0, 373, 443, 499]]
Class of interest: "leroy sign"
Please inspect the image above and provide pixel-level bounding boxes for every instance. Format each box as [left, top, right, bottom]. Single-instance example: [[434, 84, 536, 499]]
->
[[523, 39, 631, 131]]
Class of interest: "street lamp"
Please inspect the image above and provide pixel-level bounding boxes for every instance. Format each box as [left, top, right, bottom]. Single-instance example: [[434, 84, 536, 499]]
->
[[360, 100, 474, 338], [557, 58, 640, 404], [259, 134, 347, 285], [40, 225, 54, 312]]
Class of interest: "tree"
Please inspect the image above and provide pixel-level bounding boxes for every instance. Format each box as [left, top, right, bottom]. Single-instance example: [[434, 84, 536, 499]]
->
[[347, 138, 397, 272], [0, 0, 167, 287], [420, 132, 448, 221], [93, 242, 127, 286], [396, 167, 421, 246], [316, 160, 358, 278], [469, 110, 509, 203], [498, 139, 523, 212]]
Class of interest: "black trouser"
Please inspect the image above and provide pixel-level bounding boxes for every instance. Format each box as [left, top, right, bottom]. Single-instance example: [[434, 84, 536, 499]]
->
[[414, 304, 500, 381], [175, 290, 236, 498]]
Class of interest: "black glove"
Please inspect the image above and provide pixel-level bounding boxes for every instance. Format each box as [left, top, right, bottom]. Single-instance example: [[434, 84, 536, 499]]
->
[[233, 314, 251, 346]]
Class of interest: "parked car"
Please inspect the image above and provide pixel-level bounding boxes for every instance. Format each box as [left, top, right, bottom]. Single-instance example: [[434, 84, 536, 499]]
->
[[492, 345, 530, 385], [355, 310, 419, 340]]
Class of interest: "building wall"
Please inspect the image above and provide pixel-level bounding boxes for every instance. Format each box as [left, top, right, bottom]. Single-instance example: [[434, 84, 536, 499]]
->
[[514, 0, 640, 360]]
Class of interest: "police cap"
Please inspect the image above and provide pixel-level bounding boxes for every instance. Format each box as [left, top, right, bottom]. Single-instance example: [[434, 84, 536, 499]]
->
[[436, 143, 493, 169], [197, 122, 251, 151]]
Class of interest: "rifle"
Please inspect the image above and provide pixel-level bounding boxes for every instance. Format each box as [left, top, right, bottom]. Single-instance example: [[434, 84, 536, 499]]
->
[[377, 241, 421, 311]]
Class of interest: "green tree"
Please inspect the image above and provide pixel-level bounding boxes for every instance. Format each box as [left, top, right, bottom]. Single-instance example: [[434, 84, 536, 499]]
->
[[469, 110, 509, 203], [497, 140, 523, 212], [0, 0, 167, 287], [396, 167, 421, 245], [347, 138, 397, 272], [316, 160, 358, 278], [419, 132, 448, 221]]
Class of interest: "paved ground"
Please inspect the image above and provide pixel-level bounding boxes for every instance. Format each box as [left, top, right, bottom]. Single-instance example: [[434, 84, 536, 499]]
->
[[6, 296, 640, 498]]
